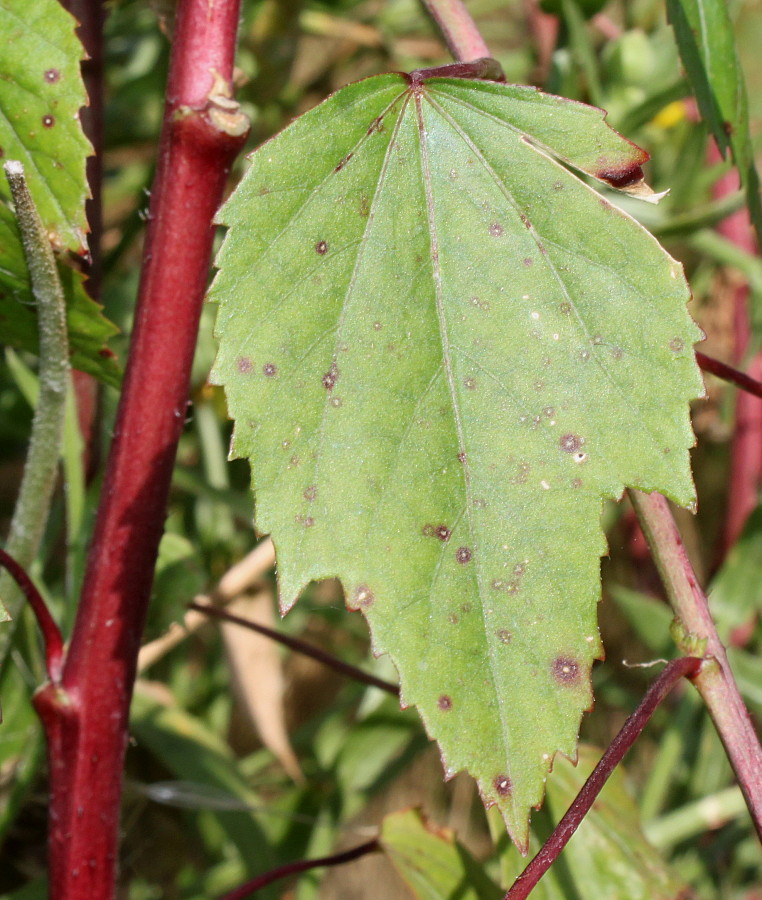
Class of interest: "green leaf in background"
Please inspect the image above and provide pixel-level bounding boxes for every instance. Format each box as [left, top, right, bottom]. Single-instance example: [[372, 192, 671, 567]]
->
[[380, 808, 502, 900], [0, 0, 91, 252], [666, 0, 762, 241], [498, 747, 690, 898], [210, 71, 702, 849], [0, 0, 120, 385], [708, 503, 762, 641]]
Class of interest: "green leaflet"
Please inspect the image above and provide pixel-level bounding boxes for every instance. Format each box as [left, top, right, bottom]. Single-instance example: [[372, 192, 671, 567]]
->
[[210, 72, 702, 849], [0, 0, 119, 384]]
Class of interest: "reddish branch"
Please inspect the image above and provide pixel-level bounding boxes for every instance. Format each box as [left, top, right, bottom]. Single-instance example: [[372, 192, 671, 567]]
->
[[217, 839, 380, 900], [35, 0, 248, 896], [505, 656, 703, 900], [0, 548, 63, 682], [190, 602, 400, 696]]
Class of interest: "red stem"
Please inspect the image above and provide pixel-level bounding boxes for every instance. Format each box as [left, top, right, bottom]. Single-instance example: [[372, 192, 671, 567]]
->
[[36, 0, 248, 895], [189, 602, 400, 696], [696, 351, 762, 400], [0, 547, 64, 682], [504, 656, 703, 900], [217, 839, 380, 900], [419, 0, 491, 61]]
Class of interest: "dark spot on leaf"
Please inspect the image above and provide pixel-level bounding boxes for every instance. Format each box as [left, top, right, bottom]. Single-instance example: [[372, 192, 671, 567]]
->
[[0, 147, 4, 158], [543, 406, 554, 417], [98, 348, 115, 359], [303, 485, 317, 501], [372, 321, 382, 330], [553, 181, 564, 191], [552, 657, 580, 684], [461, 602, 471, 613], [366, 115, 385, 135], [290, 455, 300, 467], [322, 361, 339, 390], [464, 377, 476, 390], [538, 243, 547, 255], [353, 585, 374, 607], [559, 302, 571, 315], [434, 525, 451, 541], [496, 629, 512, 644], [455, 546, 472, 564], [611, 347, 623, 360], [44, 68, 60, 83], [448, 614, 459, 624], [237, 356, 252, 373], [493, 775, 512, 797], [334, 152, 353, 172], [519, 214, 530, 228], [571, 477, 583, 488], [315, 240, 328, 255], [359, 195, 369, 217], [488, 223, 503, 237], [257, 185, 270, 196], [437, 695, 452, 711], [523, 257, 533, 267], [560, 433, 583, 453], [262, 363, 277, 377], [42, 115, 54, 128], [329, 397, 342, 408], [303, 516, 315, 528], [511, 461, 530, 484], [457, 452, 466, 464], [669, 337, 684, 352]]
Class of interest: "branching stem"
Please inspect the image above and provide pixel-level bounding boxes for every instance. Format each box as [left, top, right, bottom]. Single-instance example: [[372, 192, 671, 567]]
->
[[629, 489, 762, 840], [504, 656, 702, 899]]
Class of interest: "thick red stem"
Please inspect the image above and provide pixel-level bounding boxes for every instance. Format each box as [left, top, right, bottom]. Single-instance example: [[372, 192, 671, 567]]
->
[[39, 0, 247, 895]]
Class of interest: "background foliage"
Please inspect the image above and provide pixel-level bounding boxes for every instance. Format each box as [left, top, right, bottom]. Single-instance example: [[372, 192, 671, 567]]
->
[[0, 0, 761, 897]]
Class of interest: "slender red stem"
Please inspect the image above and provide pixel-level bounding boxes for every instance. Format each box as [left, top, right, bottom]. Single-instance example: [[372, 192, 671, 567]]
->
[[37, 0, 248, 896], [0, 547, 64, 682], [504, 657, 703, 900], [696, 351, 762, 400], [189, 602, 400, 696], [217, 839, 380, 900]]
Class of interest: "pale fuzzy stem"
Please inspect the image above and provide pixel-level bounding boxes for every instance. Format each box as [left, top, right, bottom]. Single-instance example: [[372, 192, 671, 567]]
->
[[0, 162, 69, 651], [629, 489, 762, 841], [420, 0, 490, 61]]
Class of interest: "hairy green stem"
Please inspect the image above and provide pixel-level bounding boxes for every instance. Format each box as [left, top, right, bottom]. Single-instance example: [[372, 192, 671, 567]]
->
[[419, 0, 490, 61], [628, 489, 762, 841], [0, 162, 69, 646]]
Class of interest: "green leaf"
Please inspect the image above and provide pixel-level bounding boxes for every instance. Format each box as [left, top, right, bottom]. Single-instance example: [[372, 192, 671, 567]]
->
[[0, 0, 91, 252], [0, 0, 120, 385], [666, 0, 762, 242], [708, 503, 762, 640], [381, 808, 502, 900], [498, 747, 690, 898], [210, 72, 702, 849]]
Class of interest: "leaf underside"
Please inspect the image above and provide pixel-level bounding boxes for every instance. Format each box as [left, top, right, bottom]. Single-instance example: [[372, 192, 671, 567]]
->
[[210, 73, 702, 850]]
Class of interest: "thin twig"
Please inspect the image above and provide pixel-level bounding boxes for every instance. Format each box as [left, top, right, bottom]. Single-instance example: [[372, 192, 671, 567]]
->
[[505, 656, 702, 899], [217, 839, 380, 900], [189, 602, 400, 696], [696, 351, 762, 400], [0, 161, 69, 655], [629, 490, 762, 840], [0, 548, 64, 682], [419, 0, 490, 61]]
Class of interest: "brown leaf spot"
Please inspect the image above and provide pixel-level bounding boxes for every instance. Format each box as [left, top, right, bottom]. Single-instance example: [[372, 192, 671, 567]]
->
[[488, 223, 504, 237], [455, 546, 472, 564], [552, 656, 580, 684], [559, 302, 571, 315], [303, 485, 317, 501], [457, 452, 466, 464], [437, 695, 452, 711], [303, 516, 315, 528], [559, 433, 583, 453], [42, 115, 55, 128], [322, 361, 339, 390], [493, 775, 512, 797], [464, 377, 476, 390], [262, 363, 277, 377], [236, 356, 253, 374], [448, 614, 459, 624], [496, 629, 512, 644], [314, 240, 328, 255], [669, 337, 684, 352], [44, 68, 60, 83], [523, 257, 533, 267]]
